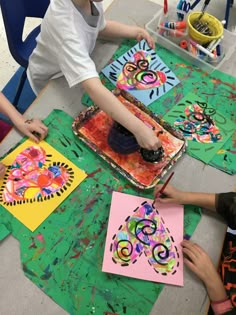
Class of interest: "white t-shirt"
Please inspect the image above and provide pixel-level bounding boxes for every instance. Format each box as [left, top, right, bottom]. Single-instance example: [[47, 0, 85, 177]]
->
[[27, 0, 106, 95]]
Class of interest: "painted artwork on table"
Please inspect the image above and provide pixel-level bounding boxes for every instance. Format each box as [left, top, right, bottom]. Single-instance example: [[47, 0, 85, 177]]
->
[[0, 139, 87, 231], [163, 93, 235, 164], [72, 89, 186, 189], [102, 191, 184, 286], [101, 39, 180, 106]]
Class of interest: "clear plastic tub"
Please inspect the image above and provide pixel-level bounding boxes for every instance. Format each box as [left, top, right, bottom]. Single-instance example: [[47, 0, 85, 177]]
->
[[145, 8, 236, 74]]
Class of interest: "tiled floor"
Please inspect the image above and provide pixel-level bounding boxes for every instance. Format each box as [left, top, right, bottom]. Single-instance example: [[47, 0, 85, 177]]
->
[[0, 0, 235, 91]]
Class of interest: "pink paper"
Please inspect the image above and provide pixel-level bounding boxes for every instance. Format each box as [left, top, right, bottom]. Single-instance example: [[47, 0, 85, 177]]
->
[[102, 191, 184, 286]]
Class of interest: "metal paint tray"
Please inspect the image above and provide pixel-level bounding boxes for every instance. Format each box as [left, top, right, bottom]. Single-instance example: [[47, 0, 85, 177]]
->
[[72, 89, 186, 189]]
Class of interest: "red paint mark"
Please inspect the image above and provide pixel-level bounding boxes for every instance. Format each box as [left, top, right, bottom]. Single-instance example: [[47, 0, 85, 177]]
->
[[227, 150, 236, 154], [83, 198, 97, 213], [81, 238, 90, 246], [176, 63, 204, 74], [36, 234, 45, 243], [124, 183, 131, 189], [233, 133, 236, 148], [228, 91, 236, 100], [117, 186, 123, 192], [87, 168, 102, 178], [104, 312, 119, 315], [70, 249, 81, 259], [76, 219, 84, 228], [211, 78, 236, 91], [29, 242, 37, 249]]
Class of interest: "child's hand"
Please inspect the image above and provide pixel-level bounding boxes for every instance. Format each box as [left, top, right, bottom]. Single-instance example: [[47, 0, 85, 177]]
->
[[154, 184, 184, 206], [0, 162, 6, 179], [135, 27, 155, 49], [14, 118, 48, 143], [182, 240, 229, 303], [181, 240, 217, 284], [134, 126, 161, 150]]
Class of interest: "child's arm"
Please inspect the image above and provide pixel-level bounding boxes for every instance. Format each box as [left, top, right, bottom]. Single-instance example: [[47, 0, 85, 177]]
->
[[182, 240, 233, 315], [0, 92, 48, 143], [154, 184, 236, 229], [81, 77, 161, 150], [99, 21, 155, 49], [154, 184, 216, 210]]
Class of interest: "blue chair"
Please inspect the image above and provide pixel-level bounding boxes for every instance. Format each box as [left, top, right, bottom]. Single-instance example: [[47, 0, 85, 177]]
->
[[0, 0, 50, 106]]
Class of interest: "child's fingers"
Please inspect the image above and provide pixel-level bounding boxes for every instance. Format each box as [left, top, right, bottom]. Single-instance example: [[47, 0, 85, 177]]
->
[[183, 257, 198, 274], [182, 245, 198, 263], [154, 184, 164, 194], [182, 240, 204, 256], [147, 38, 155, 49], [155, 196, 172, 204], [27, 131, 40, 143]]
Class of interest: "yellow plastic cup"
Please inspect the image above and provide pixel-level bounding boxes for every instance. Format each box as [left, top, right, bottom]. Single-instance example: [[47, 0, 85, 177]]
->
[[187, 12, 224, 45]]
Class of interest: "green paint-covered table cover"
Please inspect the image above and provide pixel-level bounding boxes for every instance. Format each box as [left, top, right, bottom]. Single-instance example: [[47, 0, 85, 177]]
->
[[0, 109, 201, 315]]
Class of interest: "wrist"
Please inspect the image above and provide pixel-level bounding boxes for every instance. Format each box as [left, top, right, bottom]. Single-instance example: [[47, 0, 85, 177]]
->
[[174, 191, 188, 204], [205, 275, 228, 302], [130, 119, 148, 135], [6, 110, 23, 125], [131, 26, 142, 39]]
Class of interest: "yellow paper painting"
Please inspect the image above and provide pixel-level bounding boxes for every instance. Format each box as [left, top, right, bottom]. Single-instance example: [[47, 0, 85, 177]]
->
[[0, 139, 87, 231]]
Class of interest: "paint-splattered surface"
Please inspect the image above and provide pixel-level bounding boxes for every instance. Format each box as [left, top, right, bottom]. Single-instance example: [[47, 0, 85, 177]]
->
[[83, 39, 236, 174], [73, 92, 185, 188], [0, 110, 201, 315]]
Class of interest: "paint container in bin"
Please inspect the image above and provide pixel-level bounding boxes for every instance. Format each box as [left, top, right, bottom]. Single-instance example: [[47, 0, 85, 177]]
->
[[145, 8, 236, 74], [157, 7, 188, 43], [187, 12, 223, 45]]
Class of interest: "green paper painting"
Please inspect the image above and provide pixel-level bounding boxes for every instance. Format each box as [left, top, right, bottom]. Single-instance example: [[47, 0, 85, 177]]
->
[[163, 93, 235, 164]]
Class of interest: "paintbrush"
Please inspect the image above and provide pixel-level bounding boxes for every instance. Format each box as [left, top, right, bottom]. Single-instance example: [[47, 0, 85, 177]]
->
[[153, 171, 175, 207], [198, 0, 211, 20]]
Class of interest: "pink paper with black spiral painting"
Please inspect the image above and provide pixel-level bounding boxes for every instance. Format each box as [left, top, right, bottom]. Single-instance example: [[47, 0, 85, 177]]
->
[[102, 191, 184, 286]]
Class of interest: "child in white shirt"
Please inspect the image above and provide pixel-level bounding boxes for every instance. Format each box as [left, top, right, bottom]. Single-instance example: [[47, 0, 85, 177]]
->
[[27, 0, 161, 150]]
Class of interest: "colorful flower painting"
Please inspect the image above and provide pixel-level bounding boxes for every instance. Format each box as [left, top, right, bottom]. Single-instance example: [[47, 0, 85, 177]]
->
[[0, 140, 87, 231]]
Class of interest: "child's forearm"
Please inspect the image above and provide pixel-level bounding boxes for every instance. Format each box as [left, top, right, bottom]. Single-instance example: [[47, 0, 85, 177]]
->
[[82, 78, 147, 134], [0, 92, 23, 123], [206, 276, 233, 315], [205, 274, 228, 302], [177, 192, 216, 211], [99, 21, 139, 39]]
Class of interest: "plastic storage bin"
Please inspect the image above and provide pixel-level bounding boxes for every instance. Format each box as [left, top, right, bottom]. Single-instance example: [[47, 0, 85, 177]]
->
[[145, 8, 236, 74]]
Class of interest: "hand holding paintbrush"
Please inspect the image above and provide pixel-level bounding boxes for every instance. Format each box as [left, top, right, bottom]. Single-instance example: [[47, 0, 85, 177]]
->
[[153, 172, 175, 207]]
